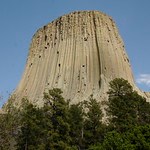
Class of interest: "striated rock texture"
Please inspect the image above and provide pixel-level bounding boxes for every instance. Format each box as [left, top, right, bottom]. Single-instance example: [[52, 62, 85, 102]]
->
[[12, 11, 149, 106]]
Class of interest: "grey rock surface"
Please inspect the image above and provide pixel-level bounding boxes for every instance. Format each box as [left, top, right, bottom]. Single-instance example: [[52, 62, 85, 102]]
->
[[11, 11, 149, 106]]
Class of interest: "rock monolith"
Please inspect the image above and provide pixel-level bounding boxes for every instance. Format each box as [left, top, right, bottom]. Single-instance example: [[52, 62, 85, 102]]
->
[[11, 11, 149, 106]]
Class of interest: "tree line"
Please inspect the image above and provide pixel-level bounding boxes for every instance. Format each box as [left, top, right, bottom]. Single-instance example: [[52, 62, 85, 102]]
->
[[0, 78, 150, 150]]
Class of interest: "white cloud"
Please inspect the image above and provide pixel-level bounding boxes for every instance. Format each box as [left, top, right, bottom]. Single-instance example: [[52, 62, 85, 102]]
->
[[136, 74, 150, 86]]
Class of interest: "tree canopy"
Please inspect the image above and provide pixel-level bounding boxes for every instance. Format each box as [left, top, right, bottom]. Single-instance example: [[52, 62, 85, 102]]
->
[[0, 78, 150, 149]]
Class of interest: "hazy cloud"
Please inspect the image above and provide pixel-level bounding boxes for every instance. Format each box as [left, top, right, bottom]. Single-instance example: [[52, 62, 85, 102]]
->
[[136, 74, 150, 86]]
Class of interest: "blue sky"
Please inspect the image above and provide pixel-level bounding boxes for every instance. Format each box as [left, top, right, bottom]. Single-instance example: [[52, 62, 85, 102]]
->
[[0, 0, 150, 106]]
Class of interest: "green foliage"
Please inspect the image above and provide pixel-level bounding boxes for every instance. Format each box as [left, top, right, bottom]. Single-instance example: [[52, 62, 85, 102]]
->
[[107, 78, 150, 132], [16, 99, 48, 150], [88, 143, 103, 150], [0, 113, 13, 150], [137, 97, 150, 125], [43, 88, 71, 149], [68, 102, 84, 148], [0, 97, 20, 150], [0, 80, 150, 149], [68, 96, 104, 149], [84, 96, 104, 147], [102, 131, 124, 150], [124, 125, 150, 150], [108, 78, 133, 97], [89, 125, 150, 150]]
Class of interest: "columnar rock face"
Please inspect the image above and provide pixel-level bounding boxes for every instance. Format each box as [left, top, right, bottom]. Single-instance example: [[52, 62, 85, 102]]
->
[[12, 11, 149, 106]]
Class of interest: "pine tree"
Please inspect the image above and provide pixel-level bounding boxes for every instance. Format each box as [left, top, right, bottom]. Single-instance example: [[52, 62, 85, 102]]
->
[[107, 78, 150, 131], [43, 88, 71, 149], [68, 102, 84, 149], [0, 97, 20, 150], [84, 96, 104, 147], [16, 99, 47, 150]]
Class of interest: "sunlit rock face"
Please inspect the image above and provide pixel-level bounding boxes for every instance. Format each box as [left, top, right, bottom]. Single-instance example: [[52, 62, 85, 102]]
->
[[12, 11, 149, 106]]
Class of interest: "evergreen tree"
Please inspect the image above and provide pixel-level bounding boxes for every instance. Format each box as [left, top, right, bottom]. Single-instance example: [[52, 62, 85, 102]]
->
[[43, 88, 71, 149], [16, 99, 47, 150], [108, 78, 133, 97], [137, 97, 150, 125], [68, 102, 84, 149], [124, 125, 150, 150], [84, 96, 104, 147], [0, 97, 20, 150], [1, 82, 149, 149], [107, 78, 150, 131]]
